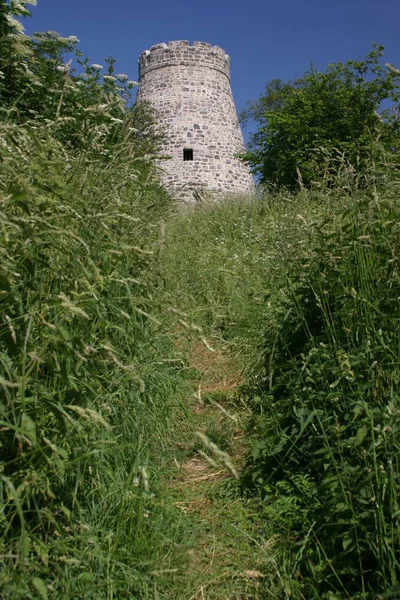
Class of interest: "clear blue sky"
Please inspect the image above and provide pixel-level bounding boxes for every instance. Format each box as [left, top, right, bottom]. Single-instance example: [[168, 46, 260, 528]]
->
[[24, 0, 399, 128]]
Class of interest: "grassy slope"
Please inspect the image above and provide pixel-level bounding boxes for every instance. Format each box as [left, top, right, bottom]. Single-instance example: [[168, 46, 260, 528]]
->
[[2, 124, 398, 598], [0, 120, 190, 599], [152, 193, 323, 598], [160, 194, 318, 351], [1, 11, 398, 596], [152, 343, 270, 599], [158, 165, 400, 599], [0, 115, 287, 598]]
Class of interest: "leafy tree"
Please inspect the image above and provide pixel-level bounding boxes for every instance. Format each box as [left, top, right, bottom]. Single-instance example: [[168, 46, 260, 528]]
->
[[241, 45, 400, 188]]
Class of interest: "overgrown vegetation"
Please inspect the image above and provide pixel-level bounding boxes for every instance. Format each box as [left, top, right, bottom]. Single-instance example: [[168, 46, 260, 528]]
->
[[0, 2, 189, 597], [243, 151, 400, 598], [2, 2, 400, 598], [163, 149, 400, 599]]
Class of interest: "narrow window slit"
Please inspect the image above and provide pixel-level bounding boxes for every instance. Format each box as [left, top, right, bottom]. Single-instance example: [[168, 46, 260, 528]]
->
[[183, 148, 193, 161]]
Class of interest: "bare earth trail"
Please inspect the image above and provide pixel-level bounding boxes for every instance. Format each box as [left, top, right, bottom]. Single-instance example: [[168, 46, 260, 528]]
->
[[154, 340, 272, 600]]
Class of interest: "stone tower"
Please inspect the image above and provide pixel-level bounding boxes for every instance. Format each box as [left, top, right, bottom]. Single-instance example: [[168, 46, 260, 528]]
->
[[137, 40, 254, 200]]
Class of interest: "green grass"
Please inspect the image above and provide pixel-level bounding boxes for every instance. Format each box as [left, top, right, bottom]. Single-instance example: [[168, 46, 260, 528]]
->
[[161, 192, 321, 357], [159, 151, 400, 599], [1, 9, 400, 595], [243, 174, 400, 598], [0, 115, 276, 599], [0, 117, 189, 598], [3, 130, 400, 597], [148, 372, 277, 600]]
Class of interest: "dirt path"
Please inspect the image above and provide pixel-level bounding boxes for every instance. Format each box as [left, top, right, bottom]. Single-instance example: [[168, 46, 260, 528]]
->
[[156, 340, 270, 599]]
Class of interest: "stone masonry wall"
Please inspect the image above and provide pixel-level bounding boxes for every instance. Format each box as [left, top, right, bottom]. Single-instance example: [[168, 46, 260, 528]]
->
[[137, 41, 255, 200]]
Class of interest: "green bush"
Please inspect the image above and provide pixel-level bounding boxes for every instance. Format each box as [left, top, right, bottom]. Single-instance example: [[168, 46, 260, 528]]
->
[[0, 0, 161, 162]]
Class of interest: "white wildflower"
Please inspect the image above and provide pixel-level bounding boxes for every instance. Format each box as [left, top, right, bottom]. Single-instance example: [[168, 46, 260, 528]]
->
[[103, 75, 116, 82], [56, 65, 66, 72], [68, 35, 79, 42], [116, 73, 128, 81], [11, 0, 31, 14], [6, 14, 24, 32], [127, 81, 139, 87], [91, 64, 103, 70]]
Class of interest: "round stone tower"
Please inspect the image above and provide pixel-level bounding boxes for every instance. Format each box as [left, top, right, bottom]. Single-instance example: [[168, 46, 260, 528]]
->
[[137, 40, 254, 201]]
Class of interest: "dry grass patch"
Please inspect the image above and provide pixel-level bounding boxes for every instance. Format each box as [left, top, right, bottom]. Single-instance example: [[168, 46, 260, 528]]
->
[[188, 340, 244, 394]]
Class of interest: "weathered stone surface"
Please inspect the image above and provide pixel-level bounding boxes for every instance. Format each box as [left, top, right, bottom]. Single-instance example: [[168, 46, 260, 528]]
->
[[136, 41, 255, 202]]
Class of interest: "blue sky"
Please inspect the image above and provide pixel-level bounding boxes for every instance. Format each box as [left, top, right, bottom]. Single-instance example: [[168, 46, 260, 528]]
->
[[24, 0, 399, 130]]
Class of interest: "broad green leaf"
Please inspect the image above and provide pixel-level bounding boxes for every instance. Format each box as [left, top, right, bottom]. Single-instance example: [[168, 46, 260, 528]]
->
[[342, 537, 354, 551]]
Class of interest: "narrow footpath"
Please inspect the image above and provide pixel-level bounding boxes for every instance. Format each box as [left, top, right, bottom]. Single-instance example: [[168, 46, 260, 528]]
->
[[155, 340, 272, 600]]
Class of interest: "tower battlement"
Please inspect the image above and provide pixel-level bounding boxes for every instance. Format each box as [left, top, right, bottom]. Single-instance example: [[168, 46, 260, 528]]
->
[[138, 40, 230, 80]]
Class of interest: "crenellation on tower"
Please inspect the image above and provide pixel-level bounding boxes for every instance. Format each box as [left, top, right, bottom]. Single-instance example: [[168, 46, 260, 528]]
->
[[137, 40, 254, 201], [138, 41, 231, 80]]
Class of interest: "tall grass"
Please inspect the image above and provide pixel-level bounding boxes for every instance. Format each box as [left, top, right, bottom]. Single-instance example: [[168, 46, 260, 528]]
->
[[0, 6, 198, 596], [161, 149, 400, 598], [2, 5, 400, 598], [161, 193, 318, 357], [244, 151, 400, 598], [0, 109, 189, 599]]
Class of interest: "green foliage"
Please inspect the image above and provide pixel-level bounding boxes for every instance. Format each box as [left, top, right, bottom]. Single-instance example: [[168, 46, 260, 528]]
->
[[244, 149, 400, 597], [0, 4, 191, 597], [3, 5, 400, 597], [0, 116, 181, 598], [242, 45, 400, 188], [161, 194, 314, 351], [0, 0, 161, 163]]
